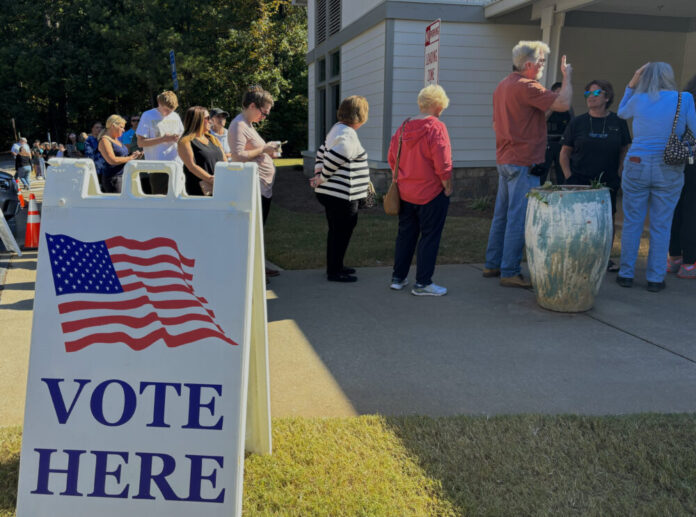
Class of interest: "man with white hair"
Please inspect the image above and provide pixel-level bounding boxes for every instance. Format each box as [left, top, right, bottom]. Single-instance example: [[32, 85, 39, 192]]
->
[[483, 40, 573, 288]]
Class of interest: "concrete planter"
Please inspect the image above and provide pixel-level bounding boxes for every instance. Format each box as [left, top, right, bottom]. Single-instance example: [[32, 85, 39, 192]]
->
[[525, 186, 612, 313]]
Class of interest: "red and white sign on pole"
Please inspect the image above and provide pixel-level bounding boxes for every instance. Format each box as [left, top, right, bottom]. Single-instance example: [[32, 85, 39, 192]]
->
[[424, 19, 441, 86]]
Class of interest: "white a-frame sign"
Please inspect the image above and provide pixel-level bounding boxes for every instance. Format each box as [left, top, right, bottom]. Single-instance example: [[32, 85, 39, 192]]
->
[[16, 159, 272, 517]]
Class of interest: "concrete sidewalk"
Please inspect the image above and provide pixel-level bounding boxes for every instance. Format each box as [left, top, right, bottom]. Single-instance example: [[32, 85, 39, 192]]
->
[[3, 256, 695, 426], [267, 264, 696, 418]]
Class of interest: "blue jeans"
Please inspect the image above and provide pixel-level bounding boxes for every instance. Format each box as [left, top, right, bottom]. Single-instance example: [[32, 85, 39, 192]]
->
[[619, 155, 684, 282], [485, 164, 540, 277], [15, 165, 32, 190], [392, 190, 450, 286]]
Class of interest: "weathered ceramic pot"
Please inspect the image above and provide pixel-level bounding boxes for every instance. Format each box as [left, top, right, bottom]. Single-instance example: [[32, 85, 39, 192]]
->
[[525, 186, 612, 312]]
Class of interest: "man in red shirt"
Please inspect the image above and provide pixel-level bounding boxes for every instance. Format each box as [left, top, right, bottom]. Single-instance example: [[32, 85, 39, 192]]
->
[[484, 40, 573, 287]]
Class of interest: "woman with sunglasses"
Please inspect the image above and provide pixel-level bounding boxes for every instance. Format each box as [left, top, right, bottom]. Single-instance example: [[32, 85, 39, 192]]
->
[[228, 85, 282, 278], [560, 79, 631, 272]]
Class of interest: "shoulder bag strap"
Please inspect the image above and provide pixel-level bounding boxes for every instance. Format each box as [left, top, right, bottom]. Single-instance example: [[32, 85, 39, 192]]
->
[[393, 118, 411, 182], [671, 93, 682, 135]]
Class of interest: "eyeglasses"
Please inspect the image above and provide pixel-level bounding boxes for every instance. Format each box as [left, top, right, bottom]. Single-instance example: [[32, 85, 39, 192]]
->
[[258, 107, 270, 118], [131, 118, 140, 122], [204, 115, 211, 120], [584, 90, 604, 98]]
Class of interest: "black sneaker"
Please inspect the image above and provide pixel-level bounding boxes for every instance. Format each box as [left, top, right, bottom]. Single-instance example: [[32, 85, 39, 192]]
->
[[646, 281, 665, 292], [616, 276, 633, 288], [341, 267, 356, 275], [327, 273, 357, 283]]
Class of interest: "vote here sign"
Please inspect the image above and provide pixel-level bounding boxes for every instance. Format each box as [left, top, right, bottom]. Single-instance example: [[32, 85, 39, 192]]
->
[[424, 19, 440, 86], [16, 159, 270, 517]]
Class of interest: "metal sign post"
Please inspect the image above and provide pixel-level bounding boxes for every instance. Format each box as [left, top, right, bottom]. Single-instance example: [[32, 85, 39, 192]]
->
[[170, 50, 179, 91]]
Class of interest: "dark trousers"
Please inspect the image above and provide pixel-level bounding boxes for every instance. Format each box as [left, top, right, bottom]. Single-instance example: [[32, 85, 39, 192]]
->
[[316, 193, 359, 275], [393, 190, 450, 285], [543, 140, 564, 184], [262, 195, 272, 225], [669, 163, 696, 263], [149, 172, 169, 195], [101, 174, 122, 194]]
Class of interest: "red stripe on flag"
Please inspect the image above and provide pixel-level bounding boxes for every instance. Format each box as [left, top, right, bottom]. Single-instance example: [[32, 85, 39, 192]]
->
[[120, 281, 208, 304], [61, 311, 218, 333], [65, 327, 238, 352], [58, 295, 216, 318], [105, 236, 195, 267], [110, 253, 187, 269]]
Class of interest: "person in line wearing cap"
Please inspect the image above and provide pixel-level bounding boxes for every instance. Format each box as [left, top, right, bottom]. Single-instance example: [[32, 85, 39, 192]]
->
[[209, 108, 232, 161], [136, 90, 184, 194]]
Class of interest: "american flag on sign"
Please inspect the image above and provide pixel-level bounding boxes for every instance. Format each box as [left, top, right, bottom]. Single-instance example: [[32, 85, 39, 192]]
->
[[46, 233, 238, 352]]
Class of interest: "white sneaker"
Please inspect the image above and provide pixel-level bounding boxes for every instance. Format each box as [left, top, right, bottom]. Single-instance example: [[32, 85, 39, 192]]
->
[[411, 283, 447, 296], [390, 277, 409, 290]]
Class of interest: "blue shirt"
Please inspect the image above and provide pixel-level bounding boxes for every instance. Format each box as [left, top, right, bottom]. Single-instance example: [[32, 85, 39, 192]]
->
[[119, 128, 135, 145], [618, 87, 696, 158]]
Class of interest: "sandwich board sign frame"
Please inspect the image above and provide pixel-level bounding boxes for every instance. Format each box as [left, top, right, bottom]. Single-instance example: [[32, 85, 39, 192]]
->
[[16, 159, 271, 517], [424, 19, 441, 86]]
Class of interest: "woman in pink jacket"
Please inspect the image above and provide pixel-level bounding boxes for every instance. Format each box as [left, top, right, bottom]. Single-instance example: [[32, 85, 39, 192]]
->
[[388, 85, 453, 296]]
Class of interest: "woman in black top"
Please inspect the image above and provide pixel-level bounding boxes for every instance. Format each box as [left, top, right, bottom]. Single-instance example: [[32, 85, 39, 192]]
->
[[560, 79, 632, 271], [177, 106, 225, 196]]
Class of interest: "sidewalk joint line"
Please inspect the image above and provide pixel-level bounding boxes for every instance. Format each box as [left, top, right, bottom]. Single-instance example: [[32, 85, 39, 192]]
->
[[584, 312, 696, 365]]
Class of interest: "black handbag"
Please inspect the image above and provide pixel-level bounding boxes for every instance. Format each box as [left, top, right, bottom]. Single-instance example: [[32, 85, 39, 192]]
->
[[664, 93, 696, 166]]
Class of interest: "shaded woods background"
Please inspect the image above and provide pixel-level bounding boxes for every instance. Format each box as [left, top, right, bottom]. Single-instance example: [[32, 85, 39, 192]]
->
[[0, 0, 308, 157]]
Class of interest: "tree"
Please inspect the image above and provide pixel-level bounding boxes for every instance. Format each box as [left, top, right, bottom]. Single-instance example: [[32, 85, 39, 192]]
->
[[0, 0, 307, 154]]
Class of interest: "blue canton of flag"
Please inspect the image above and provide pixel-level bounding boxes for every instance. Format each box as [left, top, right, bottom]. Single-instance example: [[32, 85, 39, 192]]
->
[[46, 234, 124, 296]]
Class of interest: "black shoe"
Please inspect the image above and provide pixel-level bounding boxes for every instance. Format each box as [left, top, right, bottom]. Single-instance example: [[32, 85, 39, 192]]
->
[[607, 260, 620, 272], [616, 276, 633, 288], [646, 281, 665, 292], [327, 273, 358, 283], [341, 267, 356, 275]]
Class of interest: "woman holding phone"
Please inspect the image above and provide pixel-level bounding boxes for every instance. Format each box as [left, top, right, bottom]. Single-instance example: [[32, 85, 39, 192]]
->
[[228, 85, 281, 278]]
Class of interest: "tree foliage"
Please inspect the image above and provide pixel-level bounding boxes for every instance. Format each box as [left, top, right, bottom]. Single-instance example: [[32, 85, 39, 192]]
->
[[0, 0, 307, 156]]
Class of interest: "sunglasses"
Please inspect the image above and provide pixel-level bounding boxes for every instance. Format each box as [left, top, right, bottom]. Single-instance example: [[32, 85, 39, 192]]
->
[[584, 90, 604, 98], [131, 118, 140, 122]]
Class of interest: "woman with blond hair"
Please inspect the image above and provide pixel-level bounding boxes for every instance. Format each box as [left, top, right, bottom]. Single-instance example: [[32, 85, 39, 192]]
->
[[310, 95, 370, 282], [616, 62, 696, 292], [98, 114, 143, 193], [388, 84, 453, 296], [177, 106, 225, 196]]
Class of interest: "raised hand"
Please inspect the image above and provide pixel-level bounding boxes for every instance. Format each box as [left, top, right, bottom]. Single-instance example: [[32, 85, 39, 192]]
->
[[628, 63, 649, 88]]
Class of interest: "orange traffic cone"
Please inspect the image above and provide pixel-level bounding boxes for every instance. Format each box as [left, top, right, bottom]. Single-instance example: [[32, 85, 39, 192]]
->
[[16, 179, 25, 209], [25, 193, 40, 249]]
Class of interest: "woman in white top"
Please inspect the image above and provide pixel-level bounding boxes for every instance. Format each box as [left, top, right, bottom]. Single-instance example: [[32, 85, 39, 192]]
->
[[310, 96, 370, 282]]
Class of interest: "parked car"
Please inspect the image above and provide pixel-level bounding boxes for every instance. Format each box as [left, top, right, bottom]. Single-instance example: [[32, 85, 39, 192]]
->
[[0, 170, 21, 222]]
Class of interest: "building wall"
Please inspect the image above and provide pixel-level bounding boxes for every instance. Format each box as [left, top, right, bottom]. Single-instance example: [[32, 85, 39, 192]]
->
[[340, 22, 386, 160], [308, 0, 315, 50], [390, 20, 541, 164], [308, 62, 316, 153], [342, 0, 381, 28], [683, 32, 696, 83], [561, 27, 688, 116]]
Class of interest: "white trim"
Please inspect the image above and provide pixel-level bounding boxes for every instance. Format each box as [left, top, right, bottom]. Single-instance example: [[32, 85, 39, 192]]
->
[[531, 0, 598, 20], [484, 0, 532, 18]]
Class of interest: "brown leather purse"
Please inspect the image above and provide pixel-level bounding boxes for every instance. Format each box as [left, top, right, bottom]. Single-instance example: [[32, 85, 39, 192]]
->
[[383, 119, 409, 216]]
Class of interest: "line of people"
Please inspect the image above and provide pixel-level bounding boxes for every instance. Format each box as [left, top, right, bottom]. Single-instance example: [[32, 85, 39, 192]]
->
[[309, 40, 696, 296]]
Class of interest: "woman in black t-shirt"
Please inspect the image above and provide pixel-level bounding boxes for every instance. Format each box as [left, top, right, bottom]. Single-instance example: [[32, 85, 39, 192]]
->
[[177, 106, 225, 196], [560, 79, 632, 271]]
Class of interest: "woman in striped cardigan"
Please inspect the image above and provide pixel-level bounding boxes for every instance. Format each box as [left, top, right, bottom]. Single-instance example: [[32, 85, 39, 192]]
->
[[310, 96, 370, 282]]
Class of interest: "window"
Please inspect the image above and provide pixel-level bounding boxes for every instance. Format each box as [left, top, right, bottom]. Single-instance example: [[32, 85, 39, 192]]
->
[[315, 0, 340, 45], [315, 25, 341, 147]]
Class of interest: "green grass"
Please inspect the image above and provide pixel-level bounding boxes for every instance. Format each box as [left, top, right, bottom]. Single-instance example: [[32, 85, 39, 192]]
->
[[4, 414, 696, 516], [265, 205, 491, 269], [272, 158, 303, 168]]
